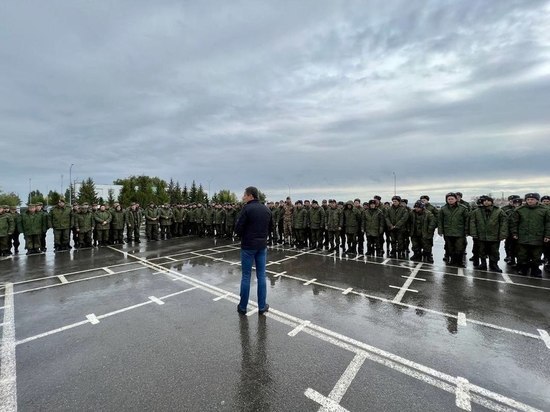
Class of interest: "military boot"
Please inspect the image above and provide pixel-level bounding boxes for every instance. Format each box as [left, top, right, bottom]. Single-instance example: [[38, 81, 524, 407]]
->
[[531, 264, 542, 278], [423, 252, 434, 264], [478, 259, 487, 271], [410, 252, 422, 261], [472, 256, 480, 268], [489, 261, 502, 273], [517, 264, 529, 276]]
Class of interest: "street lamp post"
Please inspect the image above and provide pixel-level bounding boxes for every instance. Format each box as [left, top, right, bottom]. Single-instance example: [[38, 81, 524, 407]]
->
[[69, 164, 74, 206], [28, 178, 31, 204], [392, 172, 396, 196]]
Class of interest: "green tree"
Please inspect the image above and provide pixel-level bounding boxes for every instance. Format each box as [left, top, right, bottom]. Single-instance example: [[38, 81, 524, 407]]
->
[[107, 189, 115, 206], [189, 181, 198, 203], [258, 190, 266, 203], [114, 175, 170, 206], [0, 191, 21, 207], [173, 181, 183, 204], [47, 190, 61, 206], [197, 184, 208, 204], [182, 184, 189, 203], [78, 178, 98, 205], [212, 189, 237, 204], [29, 190, 46, 205]]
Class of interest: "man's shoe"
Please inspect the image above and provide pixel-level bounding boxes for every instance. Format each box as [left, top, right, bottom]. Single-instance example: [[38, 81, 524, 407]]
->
[[259, 304, 270, 315], [237, 305, 247, 315]]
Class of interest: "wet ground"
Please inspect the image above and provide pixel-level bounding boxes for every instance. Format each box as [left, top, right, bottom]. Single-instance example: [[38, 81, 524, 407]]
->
[[1, 234, 549, 411]]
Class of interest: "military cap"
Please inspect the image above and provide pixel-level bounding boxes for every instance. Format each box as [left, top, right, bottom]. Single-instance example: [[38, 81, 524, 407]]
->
[[82, 203, 89, 207], [368, 199, 377, 205], [414, 201, 425, 209], [446, 192, 458, 199], [0, 205, 8, 209], [541, 195, 550, 202], [295, 200, 303, 205], [363, 202, 368, 206], [401, 199, 408, 204], [130, 202, 136, 206], [508, 195, 520, 201], [27, 203, 35, 207], [337, 201, 344, 206], [525, 193, 540, 200], [374, 195, 382, 201], [391, 195, 401, 201], [9, 205, 17, 210], [456, 192, 463, 197], [58, 197, 65, 202], [482, 195, 494, 202], [36, 202, 43, 206], [512, 198, 523, 205], [149, 201, 155, 205], [311, 200, 318, 204], [420, 195, 430, 201], [354, 198, 361, 203]]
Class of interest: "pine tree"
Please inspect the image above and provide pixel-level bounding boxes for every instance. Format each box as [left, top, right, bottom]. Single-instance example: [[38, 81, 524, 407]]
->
[[182, 184, 189, 203], [78, 178, 98, 205], [47, 190, 61, 206], [189, 181, 198, 203], [107, 189, 115, 206]]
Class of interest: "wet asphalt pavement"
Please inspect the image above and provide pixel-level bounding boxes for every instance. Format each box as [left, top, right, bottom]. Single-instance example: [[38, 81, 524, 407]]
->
[[1, 234, 550, 411]]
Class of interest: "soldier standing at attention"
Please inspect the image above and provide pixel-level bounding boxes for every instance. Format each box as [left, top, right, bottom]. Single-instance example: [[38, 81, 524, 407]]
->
[[541, 195, 550, 273], [469, 195, 508, 272], [111, 203, 126, 244], [363, 200, 385, 257], [309, 200, 325, 250], [19, 204, 43, 254], [511, 193, 550, 277], [145, 202, 160, 241], [385, 196, 409, 259], [409, 201, 437, 263], [36, 202, 50, 251], [282, 197, 294, 246], [126, 202, 143, 243], [502, 195, 520, 264], [292, 201, 308, 249], [0, 205, 15, 256], [94, 204, 112, 246], [343, 201, 359, 255], [75, 203, 94, 248], [159, 204, 173, 240], [50, 198, 73, 251], [9, 206, 21, 254], [438, 193, 469, 267]]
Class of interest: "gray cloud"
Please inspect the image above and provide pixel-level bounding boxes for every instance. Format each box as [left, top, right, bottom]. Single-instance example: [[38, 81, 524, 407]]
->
[[1, 0, 549, 202]]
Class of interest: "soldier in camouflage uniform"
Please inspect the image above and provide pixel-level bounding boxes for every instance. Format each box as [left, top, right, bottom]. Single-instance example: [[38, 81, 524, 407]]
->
[[542, 195, 550, 273], [363, 200, 385, 256], [438, 193, 469, 267], [145, 202, 160, 241], [511, 193, 550, 277], [308, 200, 325, 250], [204, 204, 214, 236], [94, 204, 112, 246], [343, 201, 360, 255], [0, 205, 15, 256], [224, 204, 237, 238], [282, 197, 294, 246], [9, 206, 21, 254], [292, 201, 308, 248], [159, 204, 173, 240], [111, 203, 126, 244], [71, 203, 80, 248], [303, 200, 312, 248], [502, 195, 520, 264], [213, 203, 225, 237], [172, 204, 183, 237], [36, 202, 50, 251], [385, 196, 409, 259], [353, 199, 364, 254], [75, 203, 94, 248], [19, 204, 44, 254], [409, 201, 437, 263], [50, 198, 73, 251], [321, 199, 329, 248], [125, 202, 143, 243], [325, 200, 342, 252]]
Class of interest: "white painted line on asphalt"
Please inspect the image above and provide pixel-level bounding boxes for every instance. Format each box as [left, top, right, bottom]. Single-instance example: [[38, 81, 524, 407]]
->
[[324, 352, 367, 406], [148, 296, 164, 305], [502, 273, 513, 284], [213, 293, 231, 302], [458, 312, 467, 327], [342, 288, 353, 295], [304, 388, 349, 412], [0, 283, 16, 412], [303, 278, 317, 286], [456, 377, 472, 411], [57, 275, 69, 284], [153, 271, 168, 275], [272, 271, 286, 278], [392, 263, 423, 303], [246, 308, 259, 317], [86, 314, 100, 325], [103, 267, 115, 275], [288, 321, 311, 337], [401, 275, 426, 281], [389, 285, 418, 293], [538, 329, 550, 349], [382, 258, 390, 264], [16, 320, 91, 345], [160, 287, 199, 299], [457, 268, 465, 277], [165, 257, 177, 261]]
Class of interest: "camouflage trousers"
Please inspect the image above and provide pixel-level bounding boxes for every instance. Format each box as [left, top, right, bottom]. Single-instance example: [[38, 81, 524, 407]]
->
[[283, 218, 293, 240], [517, 244, 543, 266], [24, 235, 42, 250]]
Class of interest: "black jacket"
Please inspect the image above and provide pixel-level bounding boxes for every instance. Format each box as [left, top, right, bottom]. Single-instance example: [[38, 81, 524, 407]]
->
[[235, 200, 272, 249]]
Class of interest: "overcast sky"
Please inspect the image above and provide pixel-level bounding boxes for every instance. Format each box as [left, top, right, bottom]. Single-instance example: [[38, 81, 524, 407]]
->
[[1, 0, 549, 203]]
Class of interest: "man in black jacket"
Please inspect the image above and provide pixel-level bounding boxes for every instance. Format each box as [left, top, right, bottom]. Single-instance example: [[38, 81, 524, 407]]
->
[[234, 186, 272, 315]]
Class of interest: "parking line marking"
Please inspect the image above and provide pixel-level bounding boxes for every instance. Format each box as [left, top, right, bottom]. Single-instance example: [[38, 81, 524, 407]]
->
[[538, 329, 550, 349], [246, 308, 259, 317], [165, 257, 177, 261], [86, 314, 100, 325], [392, 263, 422, 303], [288, 321, 311, 337], [401, 275, 426, 281], [0, 283, 16, 412], [57, 275, 69, 284], [272, 271, 286, 278], [213, 293, 231, 302], [16, 320, 91, 345], [457, 268, 465, 277], [303, 278, 317, 286], [502, 273, 513, 284], [148, 296, 164, 305], [327, 352, 367, 405], [382, 258, 390, 264], [103, 267, 115, 275], [161, 287, 199, 299], [458, 312, 467, 327], [389, 286, 418, 293], [456, 377, 472, 411], [342, 288, 353, 295], [304, 388, 349, 412]]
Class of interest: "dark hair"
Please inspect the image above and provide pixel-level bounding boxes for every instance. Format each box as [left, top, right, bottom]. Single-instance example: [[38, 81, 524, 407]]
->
[[245, 186, 259, 199]]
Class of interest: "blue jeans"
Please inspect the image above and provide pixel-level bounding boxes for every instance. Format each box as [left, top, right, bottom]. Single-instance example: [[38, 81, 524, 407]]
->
[[238, 248, 267, 312]]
